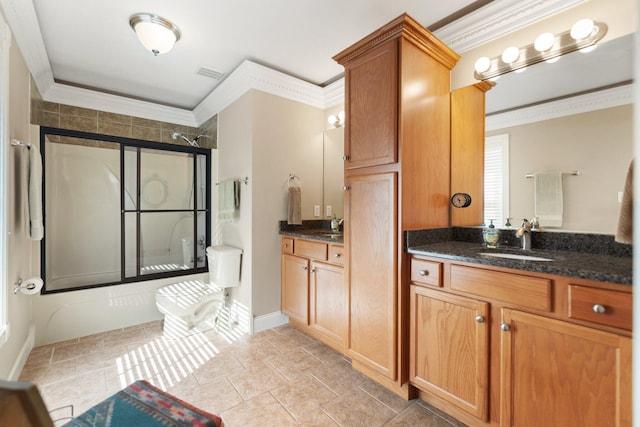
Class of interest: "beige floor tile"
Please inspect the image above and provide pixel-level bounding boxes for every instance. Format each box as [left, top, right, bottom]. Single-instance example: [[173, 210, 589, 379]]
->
[[358, 378, 413, 414], [268, 329, 316, 352], [271, 374, 337, 421], [302, 342, 347, 365], [190, 377, 244, 414], [23, 345, 54, 367], [19, 359, 77, 386], [42, 370, 108, 408], [227, 361, 287, 400], [268, 348, 325, 382], [193, 353, 244, 385], [308, 358, 368, 395], [322, 387, 396, 427], [297, 410, 340, 426], [385, 402, 458, 426], [220, 392, 297, 427]]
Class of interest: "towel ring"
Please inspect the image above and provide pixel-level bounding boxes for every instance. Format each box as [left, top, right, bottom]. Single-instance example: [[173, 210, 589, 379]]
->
[[288, 174, 302, 187]]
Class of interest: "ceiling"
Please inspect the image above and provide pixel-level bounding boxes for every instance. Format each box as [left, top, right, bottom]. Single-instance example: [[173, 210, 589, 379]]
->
[[25, 0, 482, 110], [0, 0, 632, 121]]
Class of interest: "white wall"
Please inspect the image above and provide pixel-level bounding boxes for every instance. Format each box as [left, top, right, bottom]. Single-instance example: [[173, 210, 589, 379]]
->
[[0, 24, 37, 379], [488, 105, 633, 233], [217, 90, 324, 332]]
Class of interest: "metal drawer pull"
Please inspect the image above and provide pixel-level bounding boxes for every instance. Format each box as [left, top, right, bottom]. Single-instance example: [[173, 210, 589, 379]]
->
[[310, 268, 316, 273], [500, 323, 510, 332], [592, 304, 607, 314], [302, 266, 307, 271], [475, 316, 485, 323], [283, 244, 288, 248], [334, 253, 341, 258], [343, 185, 350, 191], [343, 155, 350, 161], [418, 270, 428, 276]]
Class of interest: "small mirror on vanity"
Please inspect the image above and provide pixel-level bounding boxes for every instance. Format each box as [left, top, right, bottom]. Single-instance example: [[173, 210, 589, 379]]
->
[[323, 127, 344, 219], [484, 34, 633, 234]]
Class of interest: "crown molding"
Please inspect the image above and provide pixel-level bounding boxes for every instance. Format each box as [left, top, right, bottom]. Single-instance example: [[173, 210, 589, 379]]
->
[[434, 0, 586, 53], [486, 84, 633, 131], [192, 60, 325, 125], [1, 0, 594, 127], [45, 82, 199, 127], [0, 0, 54, 93]]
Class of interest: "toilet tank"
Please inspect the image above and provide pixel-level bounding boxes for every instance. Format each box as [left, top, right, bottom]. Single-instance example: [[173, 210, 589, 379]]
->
[[206, 245, 243, 287]]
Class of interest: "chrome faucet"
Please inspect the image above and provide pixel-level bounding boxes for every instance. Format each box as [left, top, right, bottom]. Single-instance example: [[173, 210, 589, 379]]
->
[[516, 219, 532, 250]]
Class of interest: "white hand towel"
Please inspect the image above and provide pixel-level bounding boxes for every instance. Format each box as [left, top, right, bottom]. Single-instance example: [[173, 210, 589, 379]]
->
[[28, 145, 44, 240], [218, 179, 237, 221], [534, 172, 563, 227]]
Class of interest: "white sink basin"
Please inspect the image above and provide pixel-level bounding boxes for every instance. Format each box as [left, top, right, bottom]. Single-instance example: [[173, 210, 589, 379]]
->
[[479, 252, 553, 262]]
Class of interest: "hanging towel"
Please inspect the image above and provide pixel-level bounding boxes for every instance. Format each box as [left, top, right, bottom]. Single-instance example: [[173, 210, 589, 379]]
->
[[27, 145, 44, 240], [218, 179, 237, 221], [288, 186, 302, 225], [616, 160, 633, 244], [534, 172, 563, 227]]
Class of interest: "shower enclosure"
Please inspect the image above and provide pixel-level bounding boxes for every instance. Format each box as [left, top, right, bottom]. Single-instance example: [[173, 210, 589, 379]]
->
[[41, 128, 211, 293]]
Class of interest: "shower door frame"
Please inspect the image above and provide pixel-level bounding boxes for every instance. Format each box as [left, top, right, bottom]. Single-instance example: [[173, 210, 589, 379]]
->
[[39, 126, 212, 294]]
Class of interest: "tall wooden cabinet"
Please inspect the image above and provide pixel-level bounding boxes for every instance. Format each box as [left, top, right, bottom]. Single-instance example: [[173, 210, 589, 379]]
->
[[334, 14, 459, 396]]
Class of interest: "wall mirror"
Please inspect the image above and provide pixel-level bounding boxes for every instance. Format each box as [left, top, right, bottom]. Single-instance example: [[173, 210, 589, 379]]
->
[[41, 127, 211, 293], [323, 127, 344, 219], [484, 34, 633, 234]]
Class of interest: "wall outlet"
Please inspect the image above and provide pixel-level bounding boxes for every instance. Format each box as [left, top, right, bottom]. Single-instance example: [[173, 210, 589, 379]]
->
[[618, 191, 624, 203], [314, 205, 320, 217], [326, 205, 332, 217]]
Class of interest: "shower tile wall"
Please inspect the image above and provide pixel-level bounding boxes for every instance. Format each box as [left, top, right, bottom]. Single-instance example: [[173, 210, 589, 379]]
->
[[30, 78, 218, 149]]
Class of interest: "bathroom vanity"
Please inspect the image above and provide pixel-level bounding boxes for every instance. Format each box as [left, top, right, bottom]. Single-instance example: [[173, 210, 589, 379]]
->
[[406, 233, 632, 427], [280, 232, 346, 353]]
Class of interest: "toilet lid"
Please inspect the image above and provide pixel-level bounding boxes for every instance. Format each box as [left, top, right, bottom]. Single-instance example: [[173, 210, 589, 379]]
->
[[156, 280, 223, 297]]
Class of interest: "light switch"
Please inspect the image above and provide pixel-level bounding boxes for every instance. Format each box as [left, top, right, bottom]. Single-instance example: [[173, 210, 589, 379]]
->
[[618, 191, 624, 203], [326, 205, 332, 217], [314, 205, 320, 217]]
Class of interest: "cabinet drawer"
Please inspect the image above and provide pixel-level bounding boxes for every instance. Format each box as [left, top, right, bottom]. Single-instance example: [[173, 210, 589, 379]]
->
[[281, 237, 294, 254], [410, 258, 442, 287], [295, 240, 328, 260], [451, 265, 551, 312], [568, 285, 632, 331], [328, 244, 345, 266]]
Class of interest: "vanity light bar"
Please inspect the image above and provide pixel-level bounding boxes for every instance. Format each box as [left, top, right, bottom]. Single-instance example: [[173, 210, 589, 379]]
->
[[474, 21, 607, 81]]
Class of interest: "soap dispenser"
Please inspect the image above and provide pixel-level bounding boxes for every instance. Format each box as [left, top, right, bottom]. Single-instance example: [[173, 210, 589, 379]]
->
[[331, 214, 339, 232], [483, 219, 499, 248]]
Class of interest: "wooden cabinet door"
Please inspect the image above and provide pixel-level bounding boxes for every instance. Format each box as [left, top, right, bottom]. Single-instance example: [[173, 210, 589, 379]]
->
[[281, 254, 309, 325], [500, 309, 632, 427], [346, 172, 397, 380], [344, 39, 398, 169], [410, 285, 489, 420], [309, 261, 346, 350]]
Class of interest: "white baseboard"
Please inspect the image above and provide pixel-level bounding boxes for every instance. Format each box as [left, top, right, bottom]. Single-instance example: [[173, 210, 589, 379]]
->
[[253, 311, 288, 334], [8, 325, 35, 380]]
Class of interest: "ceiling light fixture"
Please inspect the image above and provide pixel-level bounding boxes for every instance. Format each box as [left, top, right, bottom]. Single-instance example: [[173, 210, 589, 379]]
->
[[130, 13, 181, 56], [474, 19, 606, 81]]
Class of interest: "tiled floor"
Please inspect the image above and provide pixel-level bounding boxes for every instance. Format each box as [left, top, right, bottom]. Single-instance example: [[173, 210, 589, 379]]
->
[[19, 320, 466, 426]]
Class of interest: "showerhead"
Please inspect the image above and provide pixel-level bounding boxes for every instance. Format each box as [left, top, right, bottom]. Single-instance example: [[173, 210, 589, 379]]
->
[[171, 132, 202, 148]]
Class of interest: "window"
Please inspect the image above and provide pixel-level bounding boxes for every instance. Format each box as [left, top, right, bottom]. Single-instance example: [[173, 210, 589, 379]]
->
[[484, 134, 509, 226], [41, 127, 211, 293]]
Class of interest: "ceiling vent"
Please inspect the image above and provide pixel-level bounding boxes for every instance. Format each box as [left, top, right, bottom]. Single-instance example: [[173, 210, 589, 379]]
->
[[197, 67, 224, 80]]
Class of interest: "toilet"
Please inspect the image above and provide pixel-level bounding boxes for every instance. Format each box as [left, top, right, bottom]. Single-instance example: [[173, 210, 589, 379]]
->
[[155, 245, 242, 338]]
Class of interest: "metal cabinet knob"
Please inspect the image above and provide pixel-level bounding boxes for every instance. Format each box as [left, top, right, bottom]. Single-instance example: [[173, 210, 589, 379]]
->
[[302, 266, 308, 271], [310, 268, 316, 273], [592, 304, 607, 314], [343, 185, 350, 191], [283, 243, 288, 248], [418, 270, 428, 276], [500, 323, 510, 332], [475, 315, 485, 323], [334, 253, 341, 258], [343, 155, 350, 161]]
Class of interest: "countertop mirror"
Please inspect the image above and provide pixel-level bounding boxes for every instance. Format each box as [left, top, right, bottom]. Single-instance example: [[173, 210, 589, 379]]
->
[[485, 34, 633, 234], [323, 127, 344, 220]]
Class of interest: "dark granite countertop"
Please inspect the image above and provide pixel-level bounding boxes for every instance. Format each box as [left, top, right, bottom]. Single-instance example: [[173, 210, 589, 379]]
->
[[407, 228, 632, 286], [279, 220, 344, 243]]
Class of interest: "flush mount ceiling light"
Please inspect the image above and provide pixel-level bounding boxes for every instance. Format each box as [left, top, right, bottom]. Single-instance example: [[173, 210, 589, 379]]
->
[[130, 13, 181, 56], [474, 19, 607, 81]]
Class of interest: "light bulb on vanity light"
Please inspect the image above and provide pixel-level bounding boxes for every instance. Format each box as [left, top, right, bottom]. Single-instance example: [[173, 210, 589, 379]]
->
[[328, 111, 345, 128], [534, 32, 555, 52], [571, 19, 595, 40], [474, 57, 491, 73], [501, 46, 520, 64]]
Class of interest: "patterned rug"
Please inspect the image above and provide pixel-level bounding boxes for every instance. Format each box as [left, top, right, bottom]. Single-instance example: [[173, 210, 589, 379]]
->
[[63, 380, 222, 427]]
